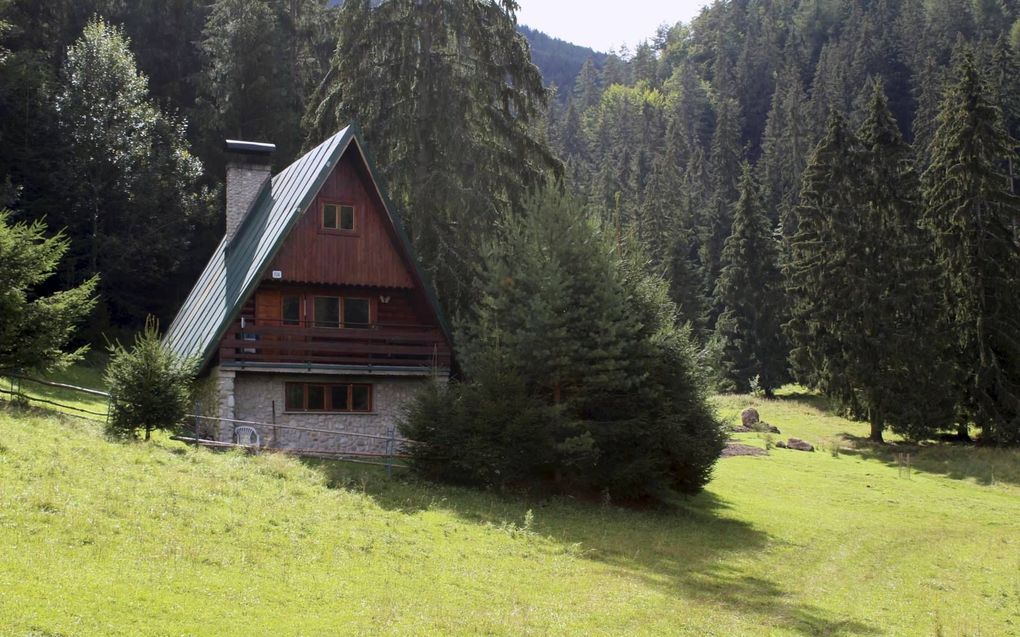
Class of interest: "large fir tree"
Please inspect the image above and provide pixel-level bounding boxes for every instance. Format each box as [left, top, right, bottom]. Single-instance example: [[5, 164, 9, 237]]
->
[[306, 0, 558, 317], [713, 163, 789, 396], [921, 47, 1020, 445], [788, 81, 957, 442]]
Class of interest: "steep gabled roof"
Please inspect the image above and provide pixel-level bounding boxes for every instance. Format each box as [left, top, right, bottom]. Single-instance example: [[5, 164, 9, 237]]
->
[[164, 124, 451, 368]]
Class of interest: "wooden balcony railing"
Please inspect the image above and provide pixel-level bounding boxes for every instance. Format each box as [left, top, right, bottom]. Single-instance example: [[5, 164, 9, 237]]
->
[[220, 319, 450, 369]]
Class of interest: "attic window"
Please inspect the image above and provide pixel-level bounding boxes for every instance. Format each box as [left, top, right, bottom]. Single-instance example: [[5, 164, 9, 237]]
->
[[322, 202, 355, 232]]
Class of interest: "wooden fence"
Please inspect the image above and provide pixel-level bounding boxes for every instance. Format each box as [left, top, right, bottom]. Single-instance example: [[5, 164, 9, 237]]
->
[[0, 374, 111, 423]]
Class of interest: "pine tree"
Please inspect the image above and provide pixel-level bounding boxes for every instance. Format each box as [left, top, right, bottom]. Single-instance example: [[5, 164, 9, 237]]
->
[[921, 47, 1020, 445], [713, 163, 789, 396]]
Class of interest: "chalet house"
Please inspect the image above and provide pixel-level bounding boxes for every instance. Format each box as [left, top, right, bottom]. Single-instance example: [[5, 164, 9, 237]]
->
[[165, 126, 452, 455]]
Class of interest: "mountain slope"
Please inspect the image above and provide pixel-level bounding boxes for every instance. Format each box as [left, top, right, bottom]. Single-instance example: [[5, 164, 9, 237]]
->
[[518, 24, 606, 92]]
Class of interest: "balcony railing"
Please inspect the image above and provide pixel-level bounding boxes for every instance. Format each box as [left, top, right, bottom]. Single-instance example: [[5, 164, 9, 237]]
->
[[220, 319, 450, 369]]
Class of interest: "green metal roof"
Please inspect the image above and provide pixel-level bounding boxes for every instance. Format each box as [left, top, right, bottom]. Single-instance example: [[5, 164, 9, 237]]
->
[[164, 125, 452, 369]]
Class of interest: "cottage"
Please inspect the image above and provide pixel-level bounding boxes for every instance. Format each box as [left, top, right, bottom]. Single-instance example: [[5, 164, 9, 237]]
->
[[165, 126, 452, 455]]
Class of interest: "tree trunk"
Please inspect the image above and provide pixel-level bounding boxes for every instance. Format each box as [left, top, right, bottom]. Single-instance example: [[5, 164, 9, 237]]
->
[[145, 425, 151, 441], [956, 423, 971, 442], [869, 419, 884, 443]]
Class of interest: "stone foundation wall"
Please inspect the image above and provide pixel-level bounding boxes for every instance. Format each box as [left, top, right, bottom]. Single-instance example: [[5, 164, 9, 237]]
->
[[227, 373, 430, 455]]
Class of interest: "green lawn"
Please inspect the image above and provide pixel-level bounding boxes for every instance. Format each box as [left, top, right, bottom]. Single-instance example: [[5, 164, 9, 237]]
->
[[1, 363, 109, 421], [1, 389, 1018, 636]]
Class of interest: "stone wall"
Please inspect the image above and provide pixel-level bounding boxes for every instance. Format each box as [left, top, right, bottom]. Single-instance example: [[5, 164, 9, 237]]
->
[[189, 366, 237, 440], [228, 372, 429, 455]]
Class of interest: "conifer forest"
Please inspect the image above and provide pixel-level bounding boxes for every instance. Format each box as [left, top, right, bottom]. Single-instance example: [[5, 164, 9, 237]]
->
[[2, 0, 1020, 447]]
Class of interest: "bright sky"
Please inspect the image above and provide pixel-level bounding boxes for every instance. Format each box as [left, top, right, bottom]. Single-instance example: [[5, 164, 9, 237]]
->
[[515, 1, 710, 52]]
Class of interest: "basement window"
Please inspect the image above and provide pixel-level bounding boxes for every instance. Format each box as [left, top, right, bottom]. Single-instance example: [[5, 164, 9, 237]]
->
[[322, 203, 356, 232], [285, 382, 373, 412]]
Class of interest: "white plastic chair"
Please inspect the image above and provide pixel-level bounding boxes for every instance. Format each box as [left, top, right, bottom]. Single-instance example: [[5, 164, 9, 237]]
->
[[233, 425, 261, 448]]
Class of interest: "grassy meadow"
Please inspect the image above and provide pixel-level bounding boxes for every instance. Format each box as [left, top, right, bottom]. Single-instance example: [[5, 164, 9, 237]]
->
[[1, 381, 1018, 636]]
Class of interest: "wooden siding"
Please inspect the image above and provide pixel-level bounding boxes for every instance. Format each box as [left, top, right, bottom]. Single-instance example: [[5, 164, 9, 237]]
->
[[266, 148, 414, 288]]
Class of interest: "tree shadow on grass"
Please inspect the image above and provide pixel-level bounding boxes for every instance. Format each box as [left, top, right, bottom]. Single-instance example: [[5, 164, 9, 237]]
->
[[839, 433, 1020, 487], [303, 458, 882, 635], [775, 390, 839, 415]]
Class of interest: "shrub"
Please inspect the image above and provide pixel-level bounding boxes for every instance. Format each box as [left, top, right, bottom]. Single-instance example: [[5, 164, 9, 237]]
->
[[105, 316, 197, 440], [400, 365, 571, 490]]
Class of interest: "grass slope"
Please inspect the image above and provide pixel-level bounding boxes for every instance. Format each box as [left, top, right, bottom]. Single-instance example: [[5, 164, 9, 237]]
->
[[1, 392, 1018, 636], [2, 364, 109, 420]]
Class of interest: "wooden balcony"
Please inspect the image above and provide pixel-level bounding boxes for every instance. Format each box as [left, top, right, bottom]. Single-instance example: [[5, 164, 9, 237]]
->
[[219, 319, 451, 370]]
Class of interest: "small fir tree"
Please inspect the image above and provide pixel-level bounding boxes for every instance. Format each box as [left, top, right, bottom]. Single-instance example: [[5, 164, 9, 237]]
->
[[0, 211, 98, 374], [105, 317, 198, 440], [713, 163, 789, 396]]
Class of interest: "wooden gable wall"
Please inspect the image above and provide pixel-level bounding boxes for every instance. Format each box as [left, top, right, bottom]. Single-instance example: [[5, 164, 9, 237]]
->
[[266, 147, 414, 288]]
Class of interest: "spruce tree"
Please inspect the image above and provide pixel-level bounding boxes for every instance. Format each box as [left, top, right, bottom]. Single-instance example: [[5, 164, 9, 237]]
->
[[784, 112, 868, 434], [0, 211, 98, 374], [921, 47, 1020, 445], [760, 62, 810, 232], [700, 93, 743, 325], [713, 163, 789, 396], [854, 80, 955, 441], [788, 84, 956, 442], [404, 189, 724, 500]]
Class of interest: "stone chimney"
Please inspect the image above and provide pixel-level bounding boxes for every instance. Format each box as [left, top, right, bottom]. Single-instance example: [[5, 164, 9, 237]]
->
[[224, 139, 275, 241]]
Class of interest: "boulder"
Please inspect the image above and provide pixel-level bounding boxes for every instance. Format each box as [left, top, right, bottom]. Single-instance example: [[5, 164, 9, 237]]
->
[[785, 437, 814, 452], [740, 408, 760, 428]]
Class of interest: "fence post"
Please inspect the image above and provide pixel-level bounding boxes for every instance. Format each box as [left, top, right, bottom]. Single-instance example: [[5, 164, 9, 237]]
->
[[271, 400, 277, 448], [386, 426, 394, 479], [193, 401, 202, 446]]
